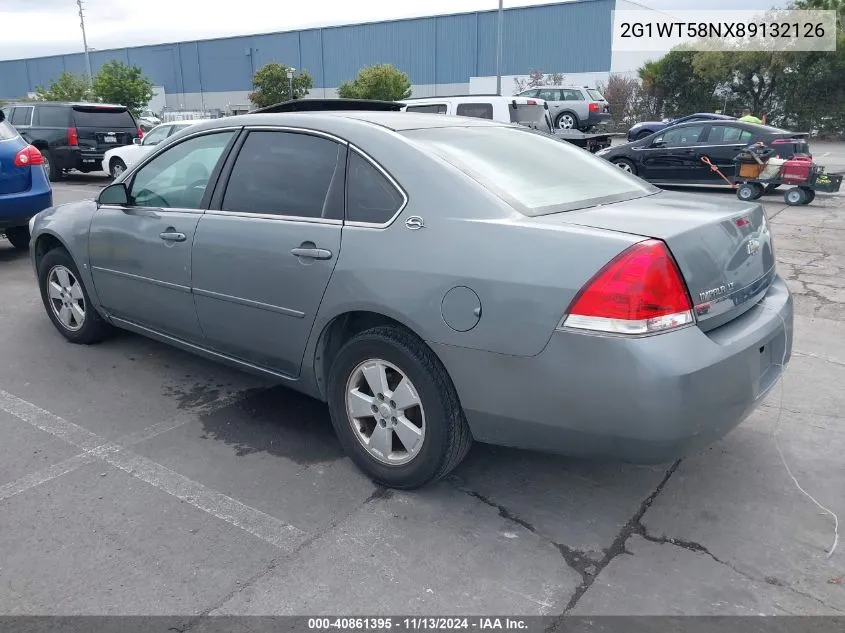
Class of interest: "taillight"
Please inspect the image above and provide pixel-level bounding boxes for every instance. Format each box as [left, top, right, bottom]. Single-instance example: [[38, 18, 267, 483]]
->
[[67, 127, 78, 146], [13, 145, 45, 167], [588, 102, 600, 112], [526, 99, 537, 105], [560, 239, 694, 335], [138, 128, 144, 139]]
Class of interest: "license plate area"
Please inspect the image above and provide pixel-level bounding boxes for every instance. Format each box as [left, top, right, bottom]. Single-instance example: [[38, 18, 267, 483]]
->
[[103, 136, 117, 143]]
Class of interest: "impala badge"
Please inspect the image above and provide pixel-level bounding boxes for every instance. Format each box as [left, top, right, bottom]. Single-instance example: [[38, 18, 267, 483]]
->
[[699, 282, 735, 302], [405, 216, 425, 230], [746, 238, 761, 256]]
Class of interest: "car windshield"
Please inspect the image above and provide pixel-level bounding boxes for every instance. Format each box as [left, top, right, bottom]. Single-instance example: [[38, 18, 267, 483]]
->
[[403, 125, 657, 216], [72, 107, 136, 128]]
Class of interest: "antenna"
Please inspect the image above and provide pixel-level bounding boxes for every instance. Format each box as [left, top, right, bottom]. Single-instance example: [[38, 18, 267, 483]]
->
[[77, 0, 93, 81]]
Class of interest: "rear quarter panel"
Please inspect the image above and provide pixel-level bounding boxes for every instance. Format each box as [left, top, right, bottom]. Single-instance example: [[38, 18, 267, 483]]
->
[[311, 124, 642, 359]]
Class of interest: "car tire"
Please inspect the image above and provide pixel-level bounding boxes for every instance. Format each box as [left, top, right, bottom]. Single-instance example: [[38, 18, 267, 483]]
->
[[737, 183, 763, 201], [612, 158, 637, 175], [110, 158, 127, 179], [37, 248, 113, 345], [44, 150, 63, 182], [326, 325, 473, 490], [4, 226, 30, 250], [556, 111, 579, 130], [635, 130, 653, 141], [784, 187, 807, 206], [800, 187, 815, 204]]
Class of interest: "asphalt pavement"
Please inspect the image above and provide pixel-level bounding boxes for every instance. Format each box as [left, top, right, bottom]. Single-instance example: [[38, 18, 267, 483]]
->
[[0, 168, 843, 621]]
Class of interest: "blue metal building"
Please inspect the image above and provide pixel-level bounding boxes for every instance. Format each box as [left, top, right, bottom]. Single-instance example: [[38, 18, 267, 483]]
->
[[0, 0, 615, 110]]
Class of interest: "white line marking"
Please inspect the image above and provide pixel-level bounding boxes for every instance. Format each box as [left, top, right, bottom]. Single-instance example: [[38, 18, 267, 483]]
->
[[0, 453, 97, 503], [0, 389, 308, 552]]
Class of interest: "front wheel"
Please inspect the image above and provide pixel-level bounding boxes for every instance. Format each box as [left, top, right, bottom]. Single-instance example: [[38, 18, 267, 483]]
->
[[110, 158, 127, 179], [800, 187, 815, 204], [4, 226, 30, 250], [37, 248, 113, 344], [784, 187, 807, 206], [327, 326, 472, 489]]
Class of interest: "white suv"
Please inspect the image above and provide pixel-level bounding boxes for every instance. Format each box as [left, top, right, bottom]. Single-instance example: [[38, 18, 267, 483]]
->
[[400, 95, 553, 132]]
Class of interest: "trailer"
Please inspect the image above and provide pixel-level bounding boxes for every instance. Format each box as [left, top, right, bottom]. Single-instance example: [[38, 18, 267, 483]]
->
[[551, 129, 612, 153], [733, 152, 842, 206]]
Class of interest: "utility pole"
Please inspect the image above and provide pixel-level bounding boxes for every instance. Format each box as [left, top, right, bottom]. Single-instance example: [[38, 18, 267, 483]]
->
[[287, 67, 295, 100], [77, 0, 93, 83], [495, 0, 503, 95]]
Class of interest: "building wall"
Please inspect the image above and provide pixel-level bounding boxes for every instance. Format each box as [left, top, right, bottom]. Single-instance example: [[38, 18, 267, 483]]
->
[[0, 0, 615, 109]]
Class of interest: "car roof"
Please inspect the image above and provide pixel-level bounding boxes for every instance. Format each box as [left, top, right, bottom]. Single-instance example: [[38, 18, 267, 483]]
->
[[7, 101, 128, 109], [402, 95, 546, 105], [194, 110, 507, 132]]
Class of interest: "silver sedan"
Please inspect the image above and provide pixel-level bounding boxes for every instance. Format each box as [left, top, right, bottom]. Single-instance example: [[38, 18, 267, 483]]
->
[[29, 111, 793, 489]]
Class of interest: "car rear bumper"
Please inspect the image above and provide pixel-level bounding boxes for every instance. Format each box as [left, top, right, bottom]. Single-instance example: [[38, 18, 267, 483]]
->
[[0, 172, 53, 229], [431, 275, 793, 463], [585, 112, 611, 127]]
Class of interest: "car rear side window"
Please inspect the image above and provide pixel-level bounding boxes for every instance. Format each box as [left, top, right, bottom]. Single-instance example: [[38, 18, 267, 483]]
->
[[455, 103, 494, 120], [38, 107, 70, 127], [708, 125, 753, 144], [222, 130, 342, 219], [346, 150, 405, 225], [561, 89, 584, 101], [0, 120, 19, 141], [11, 107, 33, 126], [72, 107, 136, 128], [403, 126, 656, 216], [406, 104, 447, 114]]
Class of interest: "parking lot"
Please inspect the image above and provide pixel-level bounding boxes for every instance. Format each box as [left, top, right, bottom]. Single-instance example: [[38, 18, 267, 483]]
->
[[1, 150, 844, 620]]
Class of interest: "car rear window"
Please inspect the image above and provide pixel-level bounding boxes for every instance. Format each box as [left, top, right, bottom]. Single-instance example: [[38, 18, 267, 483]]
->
[[0, 120, 20, 141], [72, 107, 136, 128], [403, 126, 657, 216], [586, 89, 605, 101], [509, 103, 552, 133]]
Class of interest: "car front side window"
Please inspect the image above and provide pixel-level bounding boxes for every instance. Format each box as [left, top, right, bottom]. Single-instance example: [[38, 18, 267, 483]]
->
[[659, 125, 706, 147], [128, 131, 235, 209]]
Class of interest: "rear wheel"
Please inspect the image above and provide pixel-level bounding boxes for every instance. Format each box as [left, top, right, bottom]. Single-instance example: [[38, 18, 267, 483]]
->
[[556, 112, 579, 130], [4, 226, 30, 250], [327, 325, 472, 489], [44, 150, 63, 182], [784, 187, 807, 206], [613, 158, 637, 175], [37, 248, 113, 344], [737, 183, 764, 201], [110, 158, 127, 179]]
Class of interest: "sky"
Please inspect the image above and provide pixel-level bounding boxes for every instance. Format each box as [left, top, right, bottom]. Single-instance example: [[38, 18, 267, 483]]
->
[[0, 0, 787, 61]]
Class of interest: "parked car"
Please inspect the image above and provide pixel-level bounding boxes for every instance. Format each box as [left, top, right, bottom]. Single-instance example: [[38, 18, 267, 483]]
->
[[29, 111, 792, 489], [515, 86, 610, 131], [627, 113, 735, 142], [401, 95, 553, 132], [597, 120, 810, 186], [2, 101, 141, 181], [0, 110, 52, 250], [102, 119, 210, 178]]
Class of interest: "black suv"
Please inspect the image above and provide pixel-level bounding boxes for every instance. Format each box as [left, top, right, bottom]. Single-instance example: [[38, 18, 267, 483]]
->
[[4, 102, 140, 181]]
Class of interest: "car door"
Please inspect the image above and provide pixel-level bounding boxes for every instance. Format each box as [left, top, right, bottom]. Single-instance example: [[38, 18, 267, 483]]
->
[[191, 128, 346, 378], [698, 124, 755, 184], [89, 129, 237, 341], [637, 124, 709, 183], [537, 89, 562, 114]]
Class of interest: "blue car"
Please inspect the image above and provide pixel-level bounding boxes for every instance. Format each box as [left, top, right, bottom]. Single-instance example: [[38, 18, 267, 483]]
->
[[0, 110, 52, 250], [626, 113, 735, 142]]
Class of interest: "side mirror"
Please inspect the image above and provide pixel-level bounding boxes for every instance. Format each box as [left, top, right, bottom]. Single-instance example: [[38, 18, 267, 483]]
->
[[98, 182, 129, 206], [133, 137, 142, 145], [651, 138, 665, 147]]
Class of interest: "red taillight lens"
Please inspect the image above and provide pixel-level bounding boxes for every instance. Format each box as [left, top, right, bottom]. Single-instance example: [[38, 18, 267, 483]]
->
[[588, 102, 600, 112], [138, 128, 144, 139], [67, 127, 78, 146], [562, 239, 694, 335], [13, 145, 45, 167]]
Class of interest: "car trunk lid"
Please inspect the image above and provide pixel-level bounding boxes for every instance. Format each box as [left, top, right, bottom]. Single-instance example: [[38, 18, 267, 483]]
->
[[553, 191, 776, 331], [71, 105, 138, 152]]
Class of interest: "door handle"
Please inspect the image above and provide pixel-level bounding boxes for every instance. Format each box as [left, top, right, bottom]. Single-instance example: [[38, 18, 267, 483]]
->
[[291, 247, 333, 260], [159, 230, 186, 242]]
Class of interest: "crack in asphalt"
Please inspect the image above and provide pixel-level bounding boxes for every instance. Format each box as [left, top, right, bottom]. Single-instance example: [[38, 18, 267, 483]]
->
[[636, 529, 845, 614]]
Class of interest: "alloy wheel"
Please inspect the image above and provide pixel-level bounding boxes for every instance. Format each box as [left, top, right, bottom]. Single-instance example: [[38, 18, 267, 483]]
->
[[47, 265, 86, 332], [614, 161, 633, 173], [345, 358, 426, 466], [557, 114, 575, 129]]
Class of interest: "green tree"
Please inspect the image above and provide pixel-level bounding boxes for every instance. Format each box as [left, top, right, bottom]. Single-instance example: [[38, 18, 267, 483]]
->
[[34, 70, 91, 102], [91, 60, 154, 116], [791, 0, 845, 26], [248, 63, 313, 107], [337, 64, 411, 101], [693, 51, 786, 117]]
